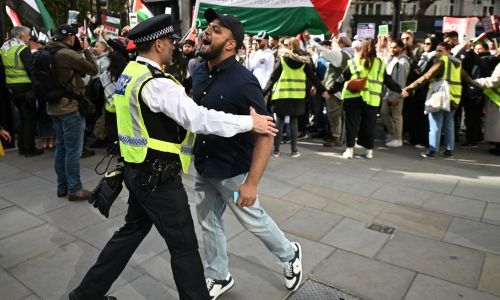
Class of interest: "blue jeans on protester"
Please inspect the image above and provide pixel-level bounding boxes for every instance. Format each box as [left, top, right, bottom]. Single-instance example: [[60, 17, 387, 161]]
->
[[428, 110, 456, 153], [195, 172, 294, 280], [51, 112, 85, 194]]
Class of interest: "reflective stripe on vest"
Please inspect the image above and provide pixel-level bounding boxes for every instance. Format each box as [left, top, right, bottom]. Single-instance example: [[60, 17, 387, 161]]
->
[[484, 87, 500, 106], [342, 57, 385, 107], [0, 44, 31, 84], [271, 57, 306, 100], [114, 61, 195, 173], [430, 56, 462, 105]]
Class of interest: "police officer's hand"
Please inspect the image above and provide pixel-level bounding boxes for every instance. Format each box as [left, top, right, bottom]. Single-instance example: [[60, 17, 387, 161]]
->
[[234, 182, 257, 208], [250, 107, 278, 136]]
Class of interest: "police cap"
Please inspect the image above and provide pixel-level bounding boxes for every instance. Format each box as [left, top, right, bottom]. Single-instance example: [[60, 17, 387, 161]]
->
[[127, 14, 181, 44]]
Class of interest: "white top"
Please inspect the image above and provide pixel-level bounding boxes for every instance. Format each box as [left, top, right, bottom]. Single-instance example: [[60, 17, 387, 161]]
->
[[248, 48, 275, 89], [137, 56, 253, 137]]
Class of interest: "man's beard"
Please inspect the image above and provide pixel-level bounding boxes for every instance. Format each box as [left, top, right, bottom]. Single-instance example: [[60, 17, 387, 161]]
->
[[199, 41, 225, 60]]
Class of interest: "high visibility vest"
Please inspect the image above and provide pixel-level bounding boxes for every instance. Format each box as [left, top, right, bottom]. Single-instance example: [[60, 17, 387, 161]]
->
[[114, 61, 195, 173], [484, 87, 500, 107], [430, 55, 462, 105], [271, 57, 306, 100], [341, 57, 385, 107], [104, 100, 115, 113], [0, 44, 31, 85]]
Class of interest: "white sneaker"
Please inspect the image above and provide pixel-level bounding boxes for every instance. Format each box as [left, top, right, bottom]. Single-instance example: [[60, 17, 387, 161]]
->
[[280, 242, 303, 291], [363, 149, 373, 159], [342, 147, 354, 159], [385, 139, 403, 147], [206, 273, 235, 300]]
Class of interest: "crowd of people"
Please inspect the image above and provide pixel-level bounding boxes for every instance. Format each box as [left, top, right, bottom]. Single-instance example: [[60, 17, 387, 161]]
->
[[1, 7, 500, 300]]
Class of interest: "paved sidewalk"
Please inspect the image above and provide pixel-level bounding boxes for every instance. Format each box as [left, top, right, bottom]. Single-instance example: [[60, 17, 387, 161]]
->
[[1, 135, 500, 300]]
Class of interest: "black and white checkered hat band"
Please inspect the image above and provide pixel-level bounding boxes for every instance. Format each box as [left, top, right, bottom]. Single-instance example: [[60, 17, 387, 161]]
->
[[133, 25, 176, 43]]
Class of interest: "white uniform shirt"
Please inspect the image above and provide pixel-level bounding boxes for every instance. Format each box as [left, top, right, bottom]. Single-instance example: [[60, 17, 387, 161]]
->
[[136, 57, 253, 137], [248, 48, 275, 89]]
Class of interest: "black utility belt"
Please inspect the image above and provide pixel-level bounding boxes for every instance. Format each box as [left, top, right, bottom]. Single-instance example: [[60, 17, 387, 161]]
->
[[127, 159, 182, 191]]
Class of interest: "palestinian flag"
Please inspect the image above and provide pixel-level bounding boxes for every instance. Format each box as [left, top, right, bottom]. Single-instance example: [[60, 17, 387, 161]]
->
[[6, 6, 22, 27], [196, 0, 351, 36], [6, 0, 55, 32], [132, 0, 154, 22]]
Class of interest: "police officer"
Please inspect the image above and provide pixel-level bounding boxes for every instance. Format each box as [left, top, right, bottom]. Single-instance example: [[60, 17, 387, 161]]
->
[[69, 14, 276, 300], [0, 26, 43, 156]]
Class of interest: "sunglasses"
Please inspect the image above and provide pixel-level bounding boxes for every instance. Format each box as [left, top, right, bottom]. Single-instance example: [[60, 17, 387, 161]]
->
[[424, 42, 432, 45], [283, 43, 289, 46]]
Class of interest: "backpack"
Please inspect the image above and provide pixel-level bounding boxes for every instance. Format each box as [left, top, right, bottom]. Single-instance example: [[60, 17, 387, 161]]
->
[[30, 46, 73, 103]]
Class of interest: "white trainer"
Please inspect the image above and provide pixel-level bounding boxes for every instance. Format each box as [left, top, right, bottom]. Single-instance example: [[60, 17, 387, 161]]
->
[[342, 147, 354, 159], [206, 273, 235, 300], [385, 139, 403, 147], [280, 242, 303, 291]]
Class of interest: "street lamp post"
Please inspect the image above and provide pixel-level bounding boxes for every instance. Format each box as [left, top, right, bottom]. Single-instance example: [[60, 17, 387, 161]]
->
[[392, 0, 401, 39]]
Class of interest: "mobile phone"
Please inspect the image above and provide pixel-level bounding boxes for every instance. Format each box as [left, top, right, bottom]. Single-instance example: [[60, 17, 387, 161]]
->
[[233, 191, 239, 202]]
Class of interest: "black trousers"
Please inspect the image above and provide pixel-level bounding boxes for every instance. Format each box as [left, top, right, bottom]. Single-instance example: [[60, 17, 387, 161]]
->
[[8, 85, 38, 151], [407, 88, 429, 146], [463, 96, 484, 144], [73, 167, 209, 300], [344, 97, 378, 149]]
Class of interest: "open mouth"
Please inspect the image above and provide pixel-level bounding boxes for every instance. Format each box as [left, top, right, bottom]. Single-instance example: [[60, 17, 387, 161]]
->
[[202, 38, 211, 46]]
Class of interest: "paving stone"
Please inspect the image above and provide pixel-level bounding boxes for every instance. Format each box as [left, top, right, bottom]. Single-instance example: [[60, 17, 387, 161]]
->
[[405, 274, 500, 300], [0, 268, 31, 300], [110, 275, 178, 300], [453, 181, 500, 204], [320, 218, 390, 258], [444, 218, 500, 255], [2, 184, 73, 215], [138, 250, 177, 290], [0, 162, 31, 185], [259, 195, 303, 224], [73, 214, 124, 249], [372, 168, 458, 194], [483, 203, 500, 226], [228, 232, 334, 276], [259, 176, 304, 199], [0, 207, 45, 239], [312, 250, 414, 300], [280, 207, 343, 241], [374, 204, 452, 240], [20, 295, 42, 300], [323, 193, 388, 223], [295, 168, 383, 197], [371, 184, 441, 208], [423, 194, 486, 220], [0, 224, 75, 268], [8, 241, 141, 300], [479, 254, 500, 297], [282, 184, 342, 209], [377, 232, 484, 288], [40, 200, 123, 233], [0, 196, 12, 209], [0, 176, 52, 199], [218, 255, 289, 300]]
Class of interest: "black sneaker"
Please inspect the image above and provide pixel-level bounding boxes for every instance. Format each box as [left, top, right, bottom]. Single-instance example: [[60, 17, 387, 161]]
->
[[206, 273, 235, 300], [442, 150, 454, 158], [420, 151, 436, 159], [281, 242, 303, 291]]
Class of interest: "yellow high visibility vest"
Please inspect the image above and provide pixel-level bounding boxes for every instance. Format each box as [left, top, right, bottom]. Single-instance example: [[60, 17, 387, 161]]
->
[[341, 57, 385, 107], [0, 44, 31, 85], [484, 87, 500, 106], [430, 55, 462, 105], [114, 61, 195, 173], [272, 57, 306, 100]]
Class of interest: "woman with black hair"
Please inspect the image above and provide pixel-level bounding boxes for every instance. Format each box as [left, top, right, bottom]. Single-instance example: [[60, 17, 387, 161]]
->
[[406, 36, 440, 148]]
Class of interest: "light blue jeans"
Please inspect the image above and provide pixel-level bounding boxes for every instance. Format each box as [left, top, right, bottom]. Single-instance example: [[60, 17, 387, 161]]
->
[[195, 172, 294, 280], [51, 112, 85, 194], [428, 110, 456, 153]]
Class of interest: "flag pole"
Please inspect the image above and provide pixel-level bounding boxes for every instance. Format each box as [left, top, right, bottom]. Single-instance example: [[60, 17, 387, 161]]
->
[[0, 0, 6, 45]]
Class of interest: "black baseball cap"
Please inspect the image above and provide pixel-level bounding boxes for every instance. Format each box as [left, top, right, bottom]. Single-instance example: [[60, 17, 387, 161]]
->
[[204, 8, 244, 49], [54, 24, 78, 41]]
